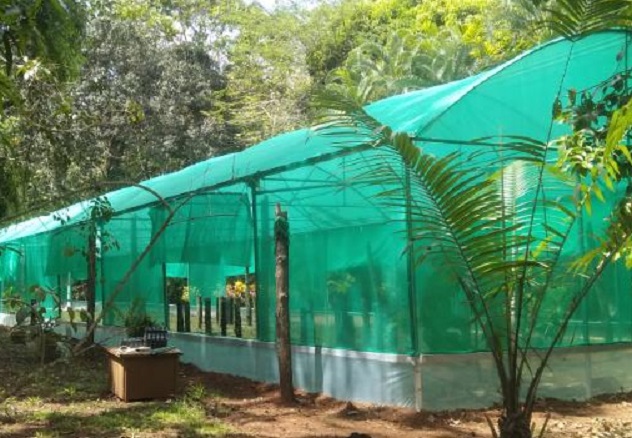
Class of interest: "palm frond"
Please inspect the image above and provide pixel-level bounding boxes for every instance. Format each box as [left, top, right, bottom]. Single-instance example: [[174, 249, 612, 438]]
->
[[540, 0, 632, 39]]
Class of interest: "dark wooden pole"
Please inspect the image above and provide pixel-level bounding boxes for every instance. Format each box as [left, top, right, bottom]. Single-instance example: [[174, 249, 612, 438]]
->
[[204, 298, 212, 334], [184, 302, 191, 332], [245, 266, 253, 327], [216, 297, 220, 324], [227, 298, 234, 324], [176, 303, 184, 332], [234, 299, 242, 338], [275, 203, 294, 403], [220, 297, 227, 336]]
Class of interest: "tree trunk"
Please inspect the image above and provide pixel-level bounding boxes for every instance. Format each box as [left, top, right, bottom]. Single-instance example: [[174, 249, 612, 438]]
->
[[498, 410, 532, 438], [275, 203, 294, 404], [86, 228, 97, 346]]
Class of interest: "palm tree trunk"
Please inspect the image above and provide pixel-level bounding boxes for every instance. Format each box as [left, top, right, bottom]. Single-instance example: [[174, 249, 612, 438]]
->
[[499, 410, 532, 438]]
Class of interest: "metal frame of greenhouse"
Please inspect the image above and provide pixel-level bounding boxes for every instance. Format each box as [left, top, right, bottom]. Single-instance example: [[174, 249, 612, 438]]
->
[[1, 30, 632, 410]]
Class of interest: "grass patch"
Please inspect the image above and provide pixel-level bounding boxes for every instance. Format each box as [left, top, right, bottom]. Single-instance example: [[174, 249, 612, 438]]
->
[[40, 399, 229, 437], [0, 328, 232, 437]]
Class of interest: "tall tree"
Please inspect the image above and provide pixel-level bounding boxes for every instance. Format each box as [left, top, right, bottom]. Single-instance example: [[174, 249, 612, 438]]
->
[[1, 2, 236, 216], [0, 0, 85, 219], [223, 1, 311, 146], [0, 0, 85, 80]]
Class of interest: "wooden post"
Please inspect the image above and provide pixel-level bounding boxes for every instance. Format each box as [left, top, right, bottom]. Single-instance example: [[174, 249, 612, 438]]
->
[[245, 266, 253, 327], [204, 298, 212, 334], [275, 203, 294, 403], [216, 297, 220, 324], [234, 299, 242, 338], [220, 297, 227, 336], [226, 298, 234, 325], [184, 302, 191, 332], [176, 303, 184, 332], [197, 295, 203, 329]]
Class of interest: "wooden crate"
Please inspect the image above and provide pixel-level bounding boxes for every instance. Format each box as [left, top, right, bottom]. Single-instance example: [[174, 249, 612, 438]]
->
[[106, 347, 181, 402]]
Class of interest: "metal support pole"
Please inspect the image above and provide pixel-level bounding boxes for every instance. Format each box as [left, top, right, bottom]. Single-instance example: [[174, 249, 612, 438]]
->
[[162, 263, 169, 330], [577, 176, 593, 399], [250, 181, 261, 339], [405, 165, 420, 352], [404, 162, 422, 410], [99, 225, 106, 322], [410, 356, 424, 412]]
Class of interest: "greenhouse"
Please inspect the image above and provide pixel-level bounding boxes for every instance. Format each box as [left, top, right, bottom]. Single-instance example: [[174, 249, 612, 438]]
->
[[1, 30, 632, 410]]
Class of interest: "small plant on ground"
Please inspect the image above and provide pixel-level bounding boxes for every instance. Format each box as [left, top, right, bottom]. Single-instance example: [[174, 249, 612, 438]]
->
[[2, 286, 70, 364]]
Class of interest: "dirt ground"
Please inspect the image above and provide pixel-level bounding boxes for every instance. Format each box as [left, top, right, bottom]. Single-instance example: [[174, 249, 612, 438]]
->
[[2, 327, 632, 438], [180, 362, 632, 438]]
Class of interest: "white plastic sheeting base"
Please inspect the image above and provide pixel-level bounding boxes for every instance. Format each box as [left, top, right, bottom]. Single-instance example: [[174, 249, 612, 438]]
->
[[13, 317, 632, 411], [0, 313, 15, 326]]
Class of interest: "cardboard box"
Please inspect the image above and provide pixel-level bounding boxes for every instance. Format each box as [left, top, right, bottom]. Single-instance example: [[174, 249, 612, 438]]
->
[[106, 347, 181, 402]]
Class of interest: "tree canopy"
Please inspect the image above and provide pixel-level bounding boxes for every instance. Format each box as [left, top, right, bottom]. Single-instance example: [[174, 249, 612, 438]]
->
[[0, 0, 569, 220]]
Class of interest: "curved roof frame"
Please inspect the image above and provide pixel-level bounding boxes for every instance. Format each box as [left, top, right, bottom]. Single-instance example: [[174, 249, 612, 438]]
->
[[0, 30, 630, 244]]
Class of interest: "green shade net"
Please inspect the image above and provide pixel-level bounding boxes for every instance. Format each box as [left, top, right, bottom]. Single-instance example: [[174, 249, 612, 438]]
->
[[254, 148, 412, 353], [0, 30, 631, 354], [100, 211, 165, 325]]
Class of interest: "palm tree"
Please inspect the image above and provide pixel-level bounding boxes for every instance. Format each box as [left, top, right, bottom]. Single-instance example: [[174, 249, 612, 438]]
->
[[415, 28, 476, 85], [518, 0, 631, 39], [314, 3, 632, 436], [324, 32, 429, 105]]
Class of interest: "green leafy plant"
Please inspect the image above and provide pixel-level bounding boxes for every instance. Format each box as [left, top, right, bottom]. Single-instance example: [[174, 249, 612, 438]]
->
[[2, 286, 66, 363], [326, 272, 356, 308], [122, 297, 156, 338], [166, 277, 188, 304]]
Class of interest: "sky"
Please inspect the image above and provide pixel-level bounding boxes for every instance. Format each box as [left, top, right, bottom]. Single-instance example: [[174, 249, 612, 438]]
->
[[256, 0, 277, 9], [253, 0, 321, 12]]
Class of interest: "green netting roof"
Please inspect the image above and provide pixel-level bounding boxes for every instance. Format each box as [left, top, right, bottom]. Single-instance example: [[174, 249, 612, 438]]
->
[[0, 30, 629, 244], [1, 30, 632, 357]]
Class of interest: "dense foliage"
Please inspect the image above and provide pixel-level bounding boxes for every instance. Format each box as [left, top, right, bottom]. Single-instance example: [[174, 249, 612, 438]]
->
[[0, 0, 551, 220]]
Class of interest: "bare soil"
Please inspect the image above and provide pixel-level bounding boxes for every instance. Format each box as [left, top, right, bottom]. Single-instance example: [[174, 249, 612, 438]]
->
[[2, 326, 632, 438], [180, 362, 632, 438]]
